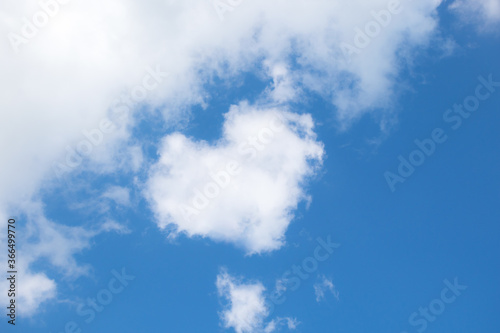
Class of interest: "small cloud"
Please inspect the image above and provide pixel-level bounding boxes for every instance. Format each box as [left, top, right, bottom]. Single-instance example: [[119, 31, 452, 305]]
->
[[0, 271, 57, 316], [275, 279, 287, 295], [263, 62, 299, 104], [128, 145, 144, 173], [98, 220, 131, 235], [264, 317, 299, 333], [101, 186, 131, 207], [314, 275, 339, 302], [216, 269, 297, 333], [216, 270, 269, 333]]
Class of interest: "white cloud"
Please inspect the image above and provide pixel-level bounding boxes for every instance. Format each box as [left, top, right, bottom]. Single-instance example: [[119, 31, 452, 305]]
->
[[0, 0, 446, 314], [145, 103, 324, 254], [0, 0, 445, 212], [21, 204, 95, 278], [0, 210, 58, 316], [99, 219, 132, 235], [0, 202, 124, 316], [263, 63, 299, 104], [1, 257, 57, 317], [1, 269, 57, 317], [101, 185, 131, 207], [217, 270, 269, 333], [16, 272, 57, 315], [128, 145, 144, 173], [314, 275, 339, 302], [216, 270, 297, 333], [449, 0, 500, 28], [274, 279, 287, 295], [264, 317, 300, 333]]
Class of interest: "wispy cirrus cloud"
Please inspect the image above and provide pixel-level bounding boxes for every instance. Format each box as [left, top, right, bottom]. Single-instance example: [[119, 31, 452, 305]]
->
[[314, 275, 340, 302], [449, 0, 500, 29]]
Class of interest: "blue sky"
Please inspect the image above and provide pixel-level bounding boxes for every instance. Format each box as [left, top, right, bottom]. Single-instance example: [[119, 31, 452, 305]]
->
[[1, 0, 499, 332]]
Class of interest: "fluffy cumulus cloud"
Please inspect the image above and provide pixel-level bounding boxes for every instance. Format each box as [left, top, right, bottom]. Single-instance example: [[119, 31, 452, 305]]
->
[[145, 103, 324, 254], [0, 0, 446, 214], [450, 0, 500, 27], [216, 270, 297, 333], [0, 0, 448, 316]]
